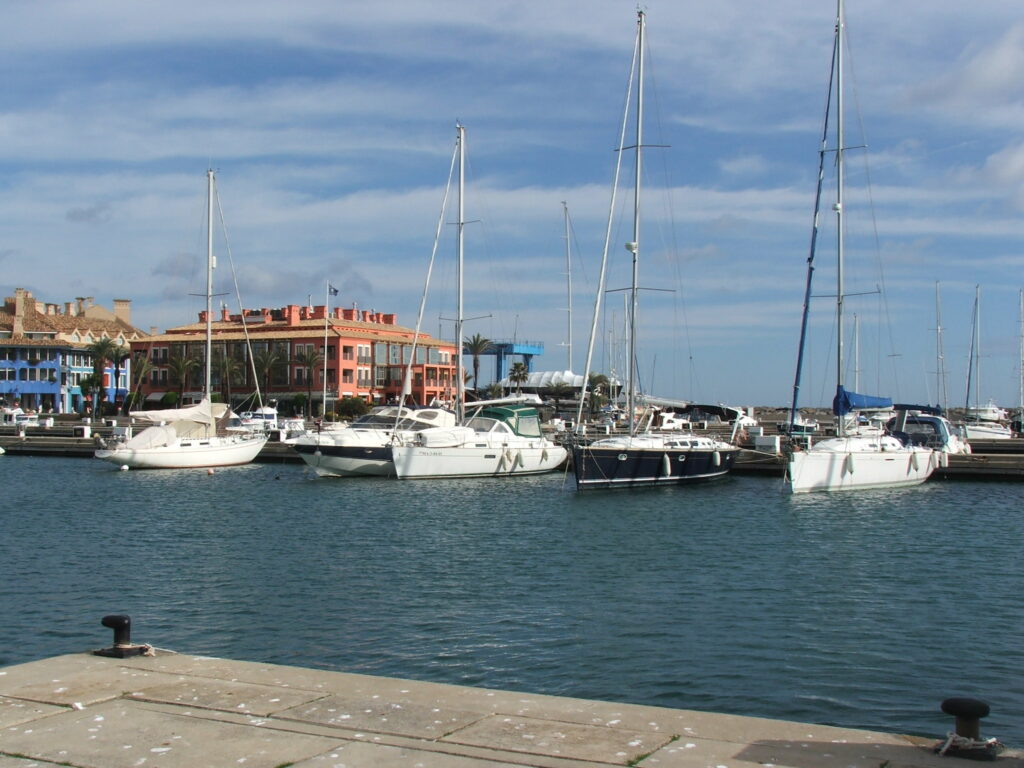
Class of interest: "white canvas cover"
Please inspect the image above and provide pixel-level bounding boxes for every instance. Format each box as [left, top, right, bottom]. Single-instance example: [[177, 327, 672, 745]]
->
[[130, 399, 216, 427], [121, 424, 178, 450]]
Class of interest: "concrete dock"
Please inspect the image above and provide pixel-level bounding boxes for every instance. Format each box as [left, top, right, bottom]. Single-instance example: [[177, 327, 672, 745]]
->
[[1, 647, 1019, 767]]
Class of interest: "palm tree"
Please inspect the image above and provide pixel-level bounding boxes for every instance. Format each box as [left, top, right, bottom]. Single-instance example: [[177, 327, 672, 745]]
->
[[253, 347, 284, 402], [86, 337, 119, 415], [110, 344, 131, 413], [213, 347, 244, 406], [127, 354, 154, 413], [483, 382, 504, 399], [508, 361, 529, 394], [78, 372, 104, 418], [293, 347, 324, 418], [167, 352, 199, 404], [463, 333, 492, 392]]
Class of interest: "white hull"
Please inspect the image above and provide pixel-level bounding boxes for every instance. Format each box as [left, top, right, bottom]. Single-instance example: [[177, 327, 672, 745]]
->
[[963, 422, 1013, 440], [95, 433, 266, 469], [786, 437, 935, 493], [391, 442, 567, 479]]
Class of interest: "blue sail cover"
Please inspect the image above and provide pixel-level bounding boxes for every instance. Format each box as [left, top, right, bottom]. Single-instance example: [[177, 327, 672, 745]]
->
[[833, 386, 892, 416]]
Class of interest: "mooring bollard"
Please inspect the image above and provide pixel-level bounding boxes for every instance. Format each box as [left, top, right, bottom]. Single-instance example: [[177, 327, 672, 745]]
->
[[942, 697, 989, 741], [936, 697, 1003, 760], [94, 614, 153, 658]]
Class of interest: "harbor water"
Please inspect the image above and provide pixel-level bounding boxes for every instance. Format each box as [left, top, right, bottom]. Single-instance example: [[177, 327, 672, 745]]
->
[[1, 456, 1021, 745]]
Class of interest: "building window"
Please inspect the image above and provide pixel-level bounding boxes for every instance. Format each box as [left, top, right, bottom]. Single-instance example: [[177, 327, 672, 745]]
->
[[342, 346, 353, 361], [342, 369, 353, 384]]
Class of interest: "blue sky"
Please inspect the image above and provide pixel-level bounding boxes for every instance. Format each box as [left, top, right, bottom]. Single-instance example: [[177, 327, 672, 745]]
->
[[2, 1, 1024, 409]]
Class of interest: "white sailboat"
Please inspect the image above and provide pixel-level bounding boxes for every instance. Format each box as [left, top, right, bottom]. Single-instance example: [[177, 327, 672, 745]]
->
[[389, 124, 567, 480], [571, 11, 739, 490], [95, 170, 268, 469], [785, 0, 934, 493]]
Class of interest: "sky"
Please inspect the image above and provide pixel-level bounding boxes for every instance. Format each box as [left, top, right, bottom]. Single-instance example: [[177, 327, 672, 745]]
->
[[2, 0, 1024, 409]]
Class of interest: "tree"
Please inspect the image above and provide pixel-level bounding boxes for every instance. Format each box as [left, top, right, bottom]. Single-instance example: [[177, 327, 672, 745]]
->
[[126, 354, 154, 413], [253, 348, 284, 402], [463, 333, 492, 392], [544, 382, 574, 416], [110, 344, 131, 413], [587, 372, 611, 416], [167, 352, 199, 404], [335, 396, 370, 420], [508, 362, 529, 394], [293, 347, 324, 419], [483, 382, 504, 399], [86, 337, 119, 415], [213, 348, 244, 406], [78, 372, 104, 417]]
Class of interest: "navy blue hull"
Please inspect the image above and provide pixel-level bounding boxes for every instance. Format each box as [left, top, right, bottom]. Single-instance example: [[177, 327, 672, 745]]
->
[[571, 445, 738, 490]]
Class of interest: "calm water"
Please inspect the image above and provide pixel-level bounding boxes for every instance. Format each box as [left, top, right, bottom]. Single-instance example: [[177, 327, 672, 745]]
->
[[1, 456, 1021, 745]]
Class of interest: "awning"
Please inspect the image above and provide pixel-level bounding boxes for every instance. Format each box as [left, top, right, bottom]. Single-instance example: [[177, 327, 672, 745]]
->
[[145, 391, 168, 401]]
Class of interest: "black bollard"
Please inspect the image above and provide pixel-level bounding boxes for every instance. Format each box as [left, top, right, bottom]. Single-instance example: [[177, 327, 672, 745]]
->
[[94, 614, 150, 658], [101, 614, 132, 648], [941, 697, 990, 741]]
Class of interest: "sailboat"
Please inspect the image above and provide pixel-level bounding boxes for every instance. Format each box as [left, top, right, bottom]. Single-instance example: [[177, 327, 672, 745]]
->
[[95, 170, 268, 469], [389, 125, 568, 479], [962, 285, 1012, 440], [571, 11, 739, 490], [785, 0, 934, 493]]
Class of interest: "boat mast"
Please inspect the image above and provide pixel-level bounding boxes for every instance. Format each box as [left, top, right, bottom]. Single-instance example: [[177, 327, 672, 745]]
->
[[834, 0, 846, 437], [562, 201, 573, 371], [935, 282, 948, 411], [456, 123, 466, 423], [205, 168, 215, 402], [626, 9, 645, 434], [965, 286, 978, 411], [1019, 288, 1023, 418]]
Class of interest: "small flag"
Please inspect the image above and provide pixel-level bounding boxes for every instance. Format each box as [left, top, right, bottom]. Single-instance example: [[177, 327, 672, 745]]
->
[[328, 283, 339, 296]]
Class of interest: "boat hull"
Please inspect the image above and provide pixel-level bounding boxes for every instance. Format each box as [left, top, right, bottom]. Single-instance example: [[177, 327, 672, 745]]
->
[[571, 444, 738, 490], [94, 435, 267, 469], [963, 423, 1013, 441], [786, 442, 935, 493], [293, 442, 394, 477], [391, 443, 567, 479]]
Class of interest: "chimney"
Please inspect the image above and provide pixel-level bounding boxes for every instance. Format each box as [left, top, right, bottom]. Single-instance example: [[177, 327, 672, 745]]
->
[[65, 301, 76, 316], [12, 288, 26, 336], [113, 299, 131, 325], [76, 297, 86, 315], [150, 326, 158, 336], [221, 307, 231, 322], [286, 304, 301, 326]]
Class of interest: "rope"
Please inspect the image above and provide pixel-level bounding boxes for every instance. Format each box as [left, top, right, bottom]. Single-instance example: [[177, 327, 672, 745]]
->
[[936, 732, 1003, 757]]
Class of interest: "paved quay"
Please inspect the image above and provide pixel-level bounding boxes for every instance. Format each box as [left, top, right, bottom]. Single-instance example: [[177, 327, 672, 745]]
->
[[2, 647, 1020, 767]]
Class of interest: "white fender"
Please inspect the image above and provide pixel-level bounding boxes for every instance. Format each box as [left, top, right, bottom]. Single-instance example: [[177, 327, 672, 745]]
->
[[712, 451, 721, 467], [844, 452, 855, 475], [662, 453, 671, 476], [910, 451, 919, 471], [513, 450, 523, 469]]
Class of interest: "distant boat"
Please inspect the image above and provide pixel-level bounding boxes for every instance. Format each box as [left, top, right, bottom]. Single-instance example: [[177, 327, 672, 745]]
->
[[570, 11, 739, 491], [785, 0, 934, 493], [95, 170, 267, 469]]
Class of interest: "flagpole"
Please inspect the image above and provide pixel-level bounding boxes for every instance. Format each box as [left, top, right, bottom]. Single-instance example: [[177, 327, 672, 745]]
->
[[322, 280, 330, 418]]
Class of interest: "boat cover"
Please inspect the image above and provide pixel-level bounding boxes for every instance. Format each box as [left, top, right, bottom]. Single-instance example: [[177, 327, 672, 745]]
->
[[833, 386, 892, 416]]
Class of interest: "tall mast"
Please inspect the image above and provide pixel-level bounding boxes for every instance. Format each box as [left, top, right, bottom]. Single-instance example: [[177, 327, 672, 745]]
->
[[455, 123, 466, 423], [205, 168, 215, 402], [626, 9, 644, 434], [935, 282, 948, 411], [1019, 288, 1023, 417], [562, 201, 573, 371], [834, 0, 846, 437]]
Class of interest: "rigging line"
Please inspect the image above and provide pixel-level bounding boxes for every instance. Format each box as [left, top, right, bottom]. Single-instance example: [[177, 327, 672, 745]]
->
[[575, 17, 639, 428], [213, 174, 264, 409], [845, 31, 902, 401], [394, 133, 460, 427], [644, 39, 694, 400]]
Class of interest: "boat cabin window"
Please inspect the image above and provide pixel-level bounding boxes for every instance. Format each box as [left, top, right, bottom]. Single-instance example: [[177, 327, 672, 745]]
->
[[515, 414, 542, 438], [465, 417, 502, 433]]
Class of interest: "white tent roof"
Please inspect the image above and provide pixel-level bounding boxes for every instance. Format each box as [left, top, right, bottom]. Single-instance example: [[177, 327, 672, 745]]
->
[[498, 370, 587, 389]]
